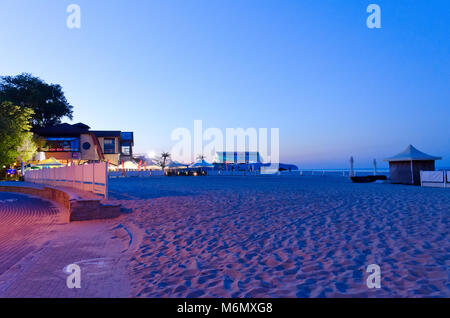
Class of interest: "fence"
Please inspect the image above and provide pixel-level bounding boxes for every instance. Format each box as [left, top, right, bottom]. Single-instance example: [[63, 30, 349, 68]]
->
[[298, 169, 390, 177], [109, 170, 165, 178], [420, 170, 449, 188], [108, 169, 391, 178], [25, 162, 109, 198]]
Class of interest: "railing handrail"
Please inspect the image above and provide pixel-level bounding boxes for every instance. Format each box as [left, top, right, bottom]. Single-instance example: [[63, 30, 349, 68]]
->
[[24, 162, 108, 198]]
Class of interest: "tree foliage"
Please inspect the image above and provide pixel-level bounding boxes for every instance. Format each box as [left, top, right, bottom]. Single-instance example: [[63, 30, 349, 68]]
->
[[0, 73, 73, 129], [0, 102, 35, 167], [158, 152, 171, 170]]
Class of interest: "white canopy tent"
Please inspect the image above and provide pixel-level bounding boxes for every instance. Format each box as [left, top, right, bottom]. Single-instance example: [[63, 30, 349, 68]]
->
[[189, 159, 214, 168], [146, 165, 162, 170], [384, 145, 442, 185], [166, 161, 188, 169], [122, 160, 139, 170], [384, 145, 442, 162]]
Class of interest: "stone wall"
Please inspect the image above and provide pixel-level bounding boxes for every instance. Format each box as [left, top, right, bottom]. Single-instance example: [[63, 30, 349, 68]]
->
[[0, 185, 121, 222]]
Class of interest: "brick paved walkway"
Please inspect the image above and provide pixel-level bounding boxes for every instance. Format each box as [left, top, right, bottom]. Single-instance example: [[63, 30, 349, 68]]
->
[[0, 192, 132, 297]]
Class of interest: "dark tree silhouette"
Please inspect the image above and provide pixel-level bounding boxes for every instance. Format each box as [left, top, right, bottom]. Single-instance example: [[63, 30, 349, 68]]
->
[[0, 73, 73, 129], [159, 152, 171, 170]]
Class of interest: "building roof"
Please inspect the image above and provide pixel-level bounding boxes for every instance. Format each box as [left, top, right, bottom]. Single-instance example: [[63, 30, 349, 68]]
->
[[33, 123, 90, 136], [90, 130, 122, 138], [72, 123, 91, 130], [121, 132, 134, 141], [384, 144, 442, 162], [34, 123, 133, 150]]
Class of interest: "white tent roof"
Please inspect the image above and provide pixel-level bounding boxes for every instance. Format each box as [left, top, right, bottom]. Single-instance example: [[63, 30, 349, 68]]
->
[[189, 159, 214, 168], [147, 165, 162, 170], [166, 161, 188, 168], [122, 160, 139, 169], [384, 144, 442, 162]]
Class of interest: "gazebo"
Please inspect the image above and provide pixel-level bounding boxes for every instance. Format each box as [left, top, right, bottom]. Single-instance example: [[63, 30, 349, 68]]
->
[[189, 159, 214, 169], [384, 145, 442, 185], [188, 159, 214, 176], [166, 161, 188, 169]]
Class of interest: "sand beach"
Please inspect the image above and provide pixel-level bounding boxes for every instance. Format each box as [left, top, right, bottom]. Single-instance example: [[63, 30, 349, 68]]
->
[[106, 176, 450, 298]]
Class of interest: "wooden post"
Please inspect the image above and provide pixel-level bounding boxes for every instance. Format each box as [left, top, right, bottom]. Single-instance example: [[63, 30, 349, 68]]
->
[[349, 156, 354, 178], [81, 164, 84, 191], [92, 162, 95, 193], [105, 161, 109, 199], [443, 170, 447, 188]]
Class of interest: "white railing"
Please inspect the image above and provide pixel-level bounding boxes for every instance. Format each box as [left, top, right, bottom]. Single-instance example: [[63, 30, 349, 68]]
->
[[25, 162, 109, 198], [420, 170, 449, 188], [109, 170, 165, 178], [298, 169, 389, 177]]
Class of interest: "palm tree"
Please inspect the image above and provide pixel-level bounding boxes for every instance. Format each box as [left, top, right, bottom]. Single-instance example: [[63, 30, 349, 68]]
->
[[159, 152, 171, 170], [196, 154, 205, 160]]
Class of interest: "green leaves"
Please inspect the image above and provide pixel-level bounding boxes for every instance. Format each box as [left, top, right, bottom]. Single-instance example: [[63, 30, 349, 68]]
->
[[0, 73, 73, 129], [0, 102, 35, 168]]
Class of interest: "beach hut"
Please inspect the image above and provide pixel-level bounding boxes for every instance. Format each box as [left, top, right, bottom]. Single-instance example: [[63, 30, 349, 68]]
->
[[384, 145, 442, 185]]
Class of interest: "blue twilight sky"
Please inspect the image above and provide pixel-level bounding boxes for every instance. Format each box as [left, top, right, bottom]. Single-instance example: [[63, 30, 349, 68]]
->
[[0, 0, 449, 168]]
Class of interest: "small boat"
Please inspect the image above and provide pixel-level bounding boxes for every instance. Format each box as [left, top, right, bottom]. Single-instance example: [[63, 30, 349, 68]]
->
[[351, 175, 387, 183]]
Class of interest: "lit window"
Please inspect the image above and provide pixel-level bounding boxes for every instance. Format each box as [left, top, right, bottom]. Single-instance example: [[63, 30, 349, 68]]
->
[[121, 141, 131, 156], [104, 138, 115, 154], [44, 138, 79, 152]]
